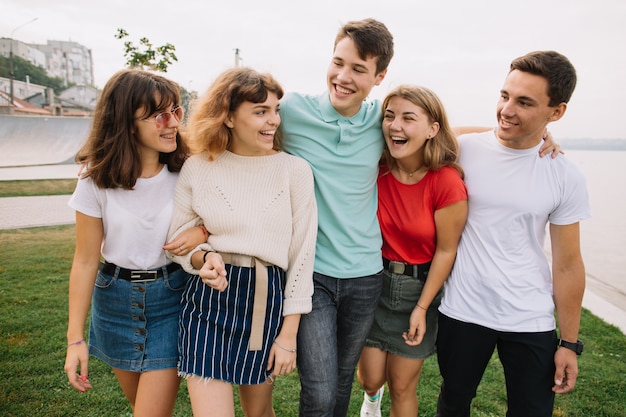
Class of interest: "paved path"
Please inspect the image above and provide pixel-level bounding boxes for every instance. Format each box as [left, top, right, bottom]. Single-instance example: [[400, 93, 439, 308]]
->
[[0, 195, 75, 229], [0, 164, 77, 228], [1, 164, 624, 336]]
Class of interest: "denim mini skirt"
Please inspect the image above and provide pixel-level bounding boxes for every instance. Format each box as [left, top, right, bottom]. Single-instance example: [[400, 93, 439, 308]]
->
[[88, 265, 189, 372], [365, 268, 443, 359]]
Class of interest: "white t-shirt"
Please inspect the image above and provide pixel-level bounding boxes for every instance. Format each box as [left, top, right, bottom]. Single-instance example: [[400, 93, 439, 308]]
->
[[439, 130, 591, 332], [68, 166, 179, 270]]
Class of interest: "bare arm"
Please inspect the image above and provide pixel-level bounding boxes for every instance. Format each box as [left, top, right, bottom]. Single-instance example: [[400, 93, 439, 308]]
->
[[453, 126, 562, 158], [550, 222, 586, 394], [64, 212, 103, 392], [163, 225, 208, 256], [267, 314, 301, 377], [452, 126, 492, 136], [403, 200, 468, 346]]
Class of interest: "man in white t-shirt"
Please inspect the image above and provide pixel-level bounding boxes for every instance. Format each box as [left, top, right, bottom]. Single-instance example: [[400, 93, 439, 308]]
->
[[436, 51, 591, 417]]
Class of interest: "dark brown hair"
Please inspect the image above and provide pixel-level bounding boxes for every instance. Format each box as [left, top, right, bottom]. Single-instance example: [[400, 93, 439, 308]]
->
[[76, 68, 188, 189], [510, 50, 577, 106], [335, 18, 395, 75]]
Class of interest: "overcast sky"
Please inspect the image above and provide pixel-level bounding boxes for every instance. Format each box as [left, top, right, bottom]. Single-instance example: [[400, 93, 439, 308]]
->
[[2, 0, 625, 139]]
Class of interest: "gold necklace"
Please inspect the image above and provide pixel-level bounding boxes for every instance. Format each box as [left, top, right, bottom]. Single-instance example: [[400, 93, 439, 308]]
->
[[396, 164, 422, 177]]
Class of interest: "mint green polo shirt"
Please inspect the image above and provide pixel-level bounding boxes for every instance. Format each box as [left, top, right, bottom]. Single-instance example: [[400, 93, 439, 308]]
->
[[280, 92, 384, 278]]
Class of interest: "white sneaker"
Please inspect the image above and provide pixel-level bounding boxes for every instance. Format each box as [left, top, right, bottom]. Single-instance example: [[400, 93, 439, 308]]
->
[[360, 385, 384, 417]]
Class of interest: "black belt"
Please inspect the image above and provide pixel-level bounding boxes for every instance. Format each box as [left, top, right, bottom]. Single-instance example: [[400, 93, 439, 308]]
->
[[382, 258, 431, 281], [99, 261, 181, 282]]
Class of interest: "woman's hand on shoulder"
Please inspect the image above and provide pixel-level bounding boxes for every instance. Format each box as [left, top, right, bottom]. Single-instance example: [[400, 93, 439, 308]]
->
[[539, 129, 564, 159]]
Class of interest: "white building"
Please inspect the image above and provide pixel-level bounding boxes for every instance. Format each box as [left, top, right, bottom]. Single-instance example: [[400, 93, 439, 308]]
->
[[0, 38, 47, 68], [0, 38, 94, 88], [0, 76, 47, 100], [34, 40, 94, 86]]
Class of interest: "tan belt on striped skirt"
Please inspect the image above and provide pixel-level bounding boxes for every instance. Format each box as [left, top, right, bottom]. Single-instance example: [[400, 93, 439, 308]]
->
[[218, 252, 270, 351]]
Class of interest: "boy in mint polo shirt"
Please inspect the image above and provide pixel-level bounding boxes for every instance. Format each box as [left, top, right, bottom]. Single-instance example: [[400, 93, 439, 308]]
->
[[279, 18, 393, 417]]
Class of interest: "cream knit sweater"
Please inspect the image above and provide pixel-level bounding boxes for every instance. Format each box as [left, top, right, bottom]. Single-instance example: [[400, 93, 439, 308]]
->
[[167, 150, 318, 316]]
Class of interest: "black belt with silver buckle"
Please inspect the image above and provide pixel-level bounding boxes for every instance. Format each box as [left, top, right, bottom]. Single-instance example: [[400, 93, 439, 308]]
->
[[98, 261, 181, 282], [382, 258, 431, 281]]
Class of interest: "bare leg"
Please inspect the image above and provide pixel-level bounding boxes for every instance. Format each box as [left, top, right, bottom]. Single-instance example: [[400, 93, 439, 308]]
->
[[187, 376, 235, 417], [239, 379, 275, 417], [386, 354, 424, 417], [114, 368, 180, 417]]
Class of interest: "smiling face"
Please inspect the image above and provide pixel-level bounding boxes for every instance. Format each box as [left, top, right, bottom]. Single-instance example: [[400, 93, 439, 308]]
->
[[134, 104, 180, 157], [496, 69, 566, 149], [383, 96, 439, 164], [326, 37, 387, 117], [226, 91, 281, 156]]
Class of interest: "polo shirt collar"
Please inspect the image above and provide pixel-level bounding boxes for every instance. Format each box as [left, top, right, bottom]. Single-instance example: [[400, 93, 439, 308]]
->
[[319, 92, 366, 124]]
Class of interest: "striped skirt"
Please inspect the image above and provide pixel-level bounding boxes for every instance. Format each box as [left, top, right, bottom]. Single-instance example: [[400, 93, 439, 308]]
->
[[178, 264, 284, 385]]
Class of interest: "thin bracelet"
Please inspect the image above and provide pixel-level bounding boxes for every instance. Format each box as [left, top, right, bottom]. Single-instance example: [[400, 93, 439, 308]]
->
[[197, 225, 208, 239], [416, 303, 428, 311], [67, 339, 84, 347], [202, 251, 214, 264], [273, 340, 297, 353]]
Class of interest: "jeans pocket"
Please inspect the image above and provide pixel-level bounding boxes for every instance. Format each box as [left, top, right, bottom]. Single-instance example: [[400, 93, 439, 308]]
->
[[94, 271, 115, 289], [164, 268, 189, 291]]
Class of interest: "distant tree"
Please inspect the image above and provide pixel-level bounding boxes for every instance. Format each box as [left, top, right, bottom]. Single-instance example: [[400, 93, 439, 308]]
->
[[0, 55, 70, 95], [115, 28, 178, 72]]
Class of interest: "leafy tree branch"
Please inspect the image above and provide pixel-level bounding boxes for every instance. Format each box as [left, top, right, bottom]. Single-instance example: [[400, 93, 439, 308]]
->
[[115, 28, 177, 72]]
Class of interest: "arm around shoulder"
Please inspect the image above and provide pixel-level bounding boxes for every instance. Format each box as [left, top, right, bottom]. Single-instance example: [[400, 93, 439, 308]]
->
[[452, 126, 493, 136]]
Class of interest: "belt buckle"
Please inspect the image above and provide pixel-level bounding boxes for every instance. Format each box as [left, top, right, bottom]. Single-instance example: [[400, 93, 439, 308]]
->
[[130, 270, 158, 282], [389, 261, 405, 275], [231, 254, 254, 268]]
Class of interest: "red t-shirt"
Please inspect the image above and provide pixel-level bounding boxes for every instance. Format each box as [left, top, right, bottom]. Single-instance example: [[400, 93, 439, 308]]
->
[[377, 165, 467, 264]]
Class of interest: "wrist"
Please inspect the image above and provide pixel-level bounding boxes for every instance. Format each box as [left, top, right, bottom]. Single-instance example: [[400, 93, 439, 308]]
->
[[197, 225, 208, 239], [273, 340, 297, 353], [203, 250, 217, 263], [67, 339, 84, 347], [557, 338, 584, 355], [191, 250, 208, 269]]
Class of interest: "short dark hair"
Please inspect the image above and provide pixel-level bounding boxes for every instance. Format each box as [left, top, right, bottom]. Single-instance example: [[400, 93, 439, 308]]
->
[[335, 18, 395, 75], [510, 50, 577, 106]]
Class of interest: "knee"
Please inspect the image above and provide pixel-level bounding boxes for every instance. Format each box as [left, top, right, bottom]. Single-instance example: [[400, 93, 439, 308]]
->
[[356, 369, 384, 393], [387, 380, 417, 402], [241, 405, 273, 417]]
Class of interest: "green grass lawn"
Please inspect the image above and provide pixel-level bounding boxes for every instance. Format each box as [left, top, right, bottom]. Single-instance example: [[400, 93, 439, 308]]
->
[[1, 191, 624, 415], [0, 179, 77, 197]]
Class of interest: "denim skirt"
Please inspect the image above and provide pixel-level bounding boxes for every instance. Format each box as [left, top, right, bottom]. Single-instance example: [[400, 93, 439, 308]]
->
[[88, 265, 189, 372], [365, 268, 443, 359], [178, 264, 284, 385]]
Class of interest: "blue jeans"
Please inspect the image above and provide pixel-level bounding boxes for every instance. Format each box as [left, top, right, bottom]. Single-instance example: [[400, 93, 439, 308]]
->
[[436, 313, 557, 417], [297, 271, 383, 417]]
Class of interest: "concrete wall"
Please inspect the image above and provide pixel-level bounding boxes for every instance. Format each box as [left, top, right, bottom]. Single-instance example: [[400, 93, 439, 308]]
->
[[0, 114, 91, 167]]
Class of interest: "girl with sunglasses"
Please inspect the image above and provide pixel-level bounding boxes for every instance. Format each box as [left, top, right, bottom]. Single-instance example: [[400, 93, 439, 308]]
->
[[166, 67, 317, 417], [63, 69, 207, 417]]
